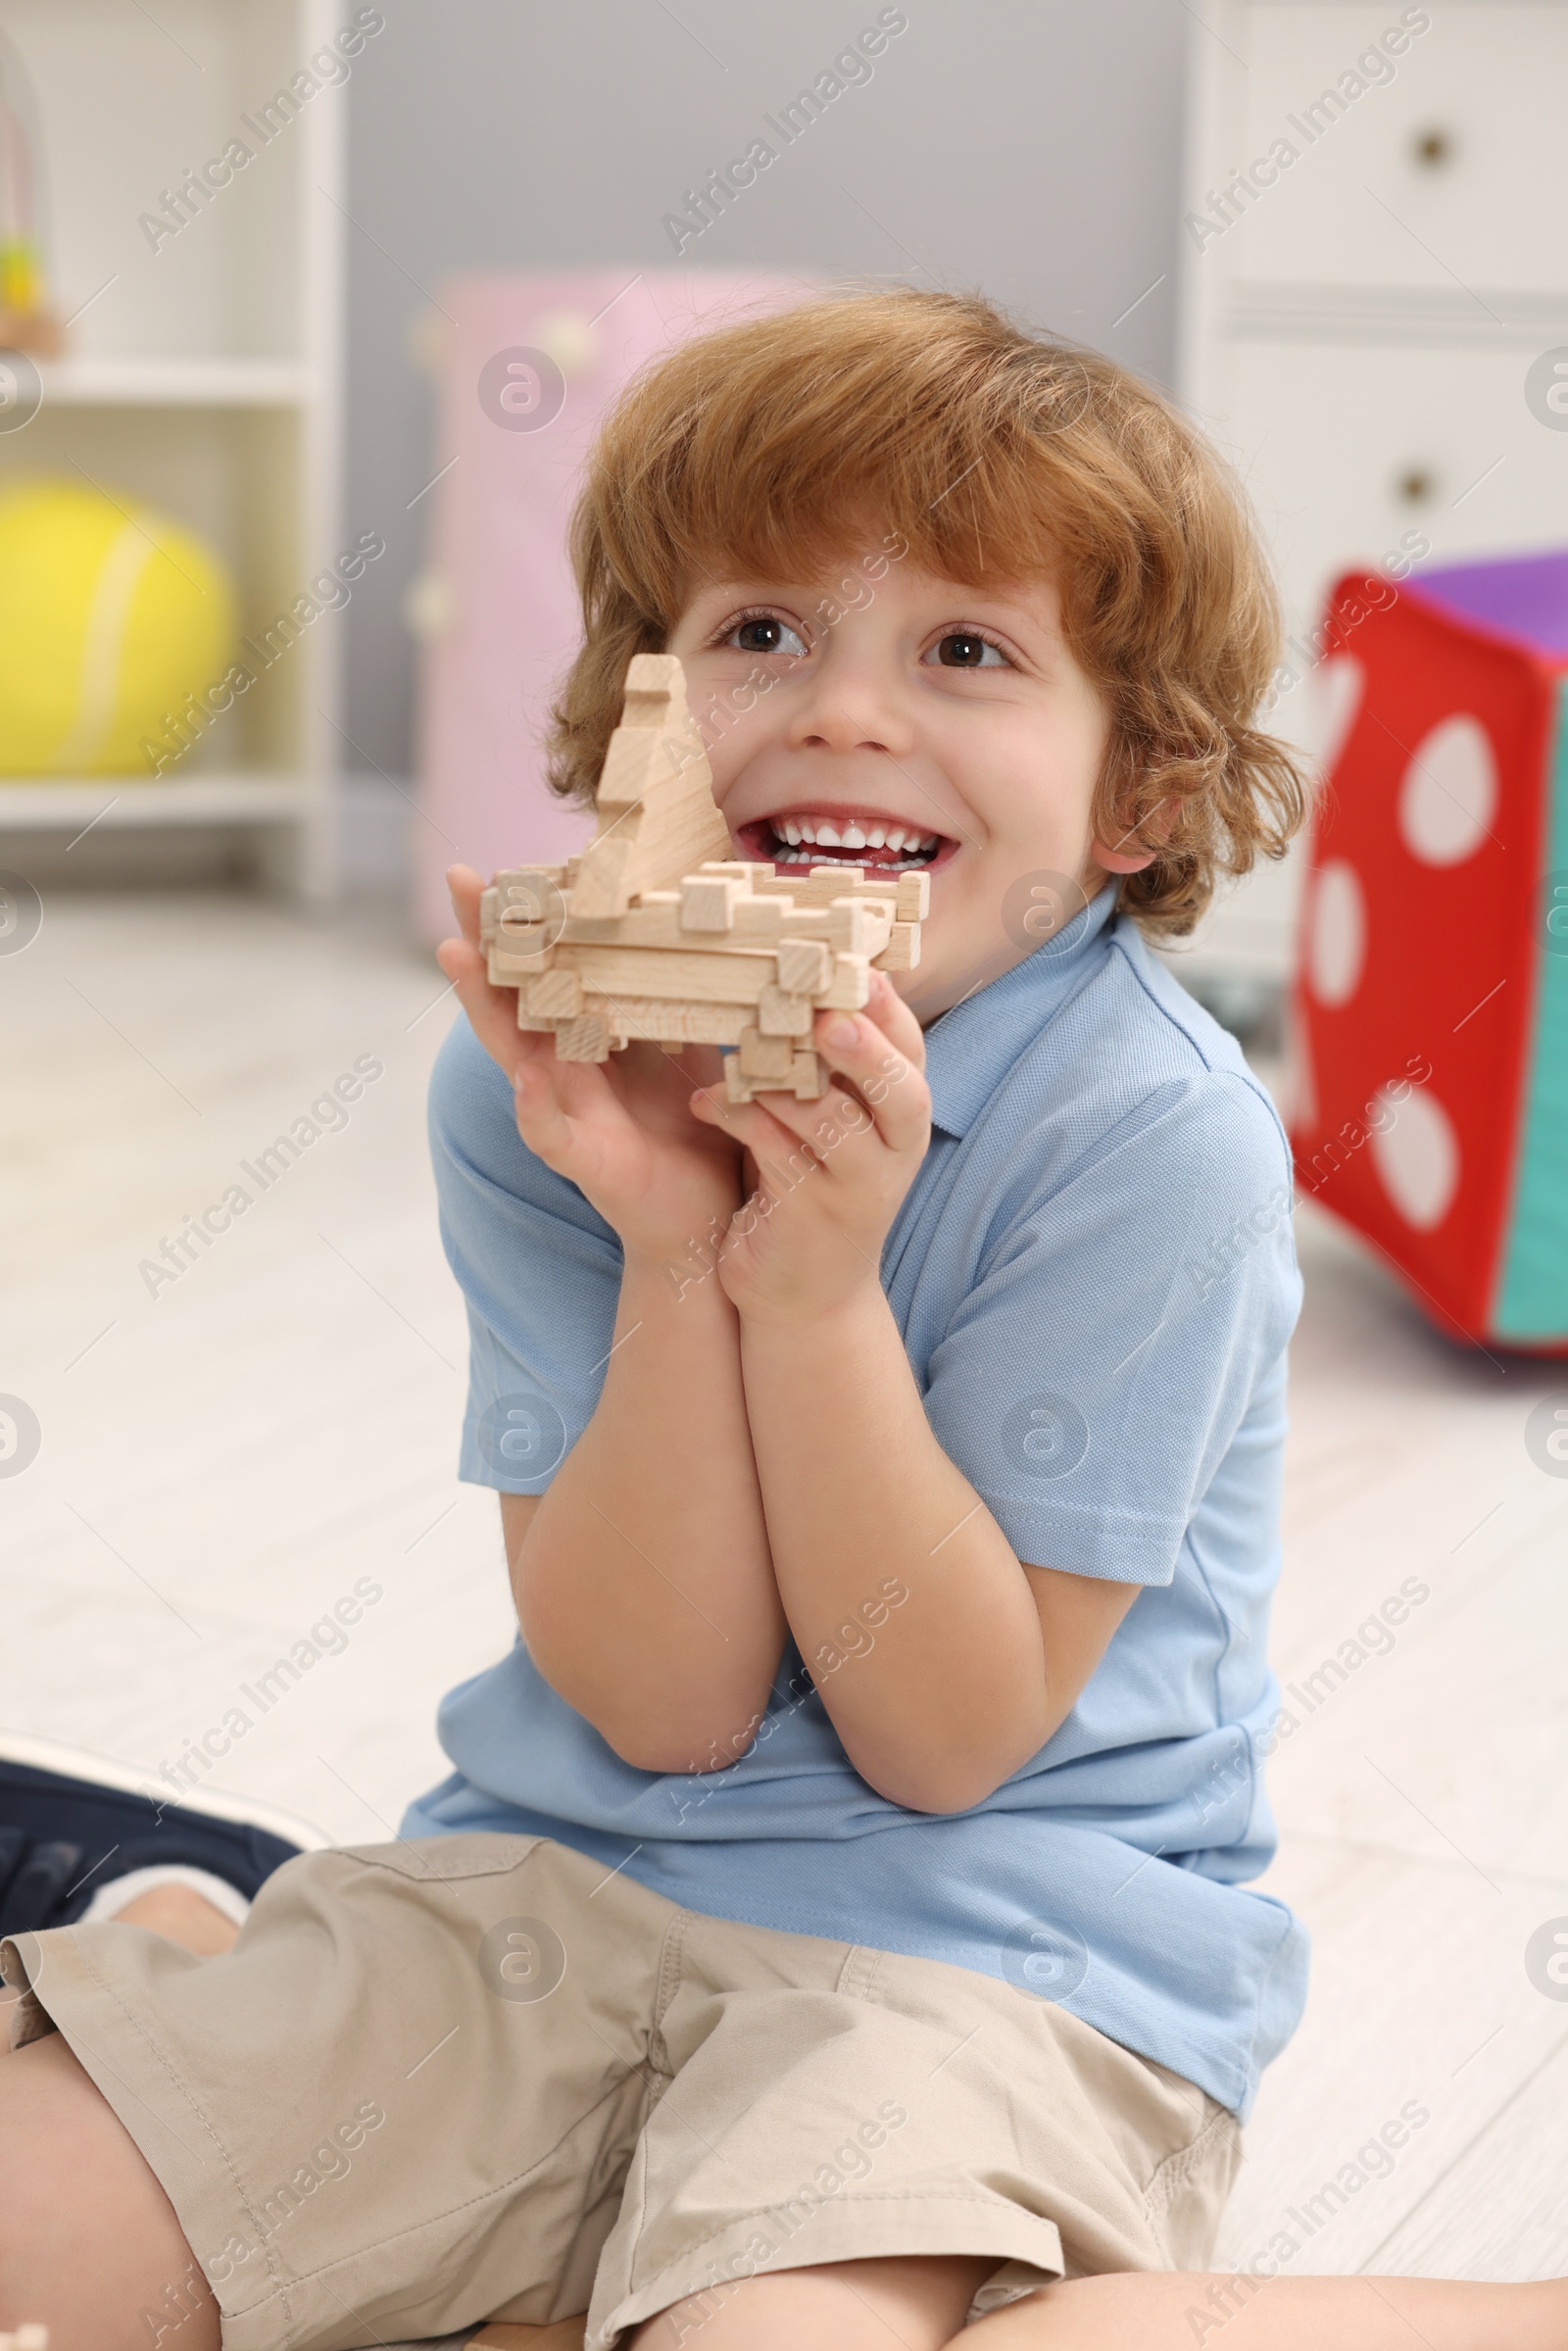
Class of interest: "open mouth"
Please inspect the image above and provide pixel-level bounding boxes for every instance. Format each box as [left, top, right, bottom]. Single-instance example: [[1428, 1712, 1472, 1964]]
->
[[736, 808, 958, 877]]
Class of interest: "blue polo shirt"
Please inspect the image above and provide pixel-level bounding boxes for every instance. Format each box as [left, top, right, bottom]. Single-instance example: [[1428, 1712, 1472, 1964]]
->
[[404, 889, 1308, 2118]]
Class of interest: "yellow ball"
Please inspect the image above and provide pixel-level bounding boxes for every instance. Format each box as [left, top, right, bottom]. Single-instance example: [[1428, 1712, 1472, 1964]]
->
[[0, 477, 235, 776]]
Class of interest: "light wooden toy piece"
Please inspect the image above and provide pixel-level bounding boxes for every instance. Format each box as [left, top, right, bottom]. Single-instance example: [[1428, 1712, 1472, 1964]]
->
[[479, 654, 928, 1104], [0, 2326, 50, 2351]]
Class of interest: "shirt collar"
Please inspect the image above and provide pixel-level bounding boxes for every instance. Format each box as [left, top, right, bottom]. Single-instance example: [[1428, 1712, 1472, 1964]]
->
[[923, 884, 1121, 1140]]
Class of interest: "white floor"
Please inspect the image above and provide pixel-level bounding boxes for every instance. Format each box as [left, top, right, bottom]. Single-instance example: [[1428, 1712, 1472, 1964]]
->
[[3, 892, 1565, 2282]]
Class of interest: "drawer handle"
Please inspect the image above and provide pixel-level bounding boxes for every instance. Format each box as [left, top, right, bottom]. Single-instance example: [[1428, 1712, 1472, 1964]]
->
[[1411, 125, 1456, 170]]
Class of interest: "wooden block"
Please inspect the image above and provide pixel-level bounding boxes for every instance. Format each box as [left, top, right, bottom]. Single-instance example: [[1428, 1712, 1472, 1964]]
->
[[592, 725, 668, 818], [758, 984, 812, 1038], [813, 899, 869, 953], [523, 969, 583, 1019], [555, 1012, 612, 1062], [776, 937, 831, 994], [489, 945, 556, 985], [821, 901, 892, 955], [564, 889, 803, 954], [739, 875, 889, 949], [821, 954, 872, 1011], [495, 869, 568, 922], [557, 943, 778, 1004], [725, 1047, 826, 1103], [732, 895, 786, 941], [679, 874, 742, 932], [492, 921, 555, 954], [479, 667, 929, 1076], [772, 904, 842, 947], [562, 901, 687, 950], [569, 656, 731, 917], [563, 828, 636, 921], [571, 995, 751, 1046], [738, 1027, 796, 1078], [592, 657, 688, 814], [483, 871, 570, 970], [847, 900, 895, 952], [871, 920, 922, 972]]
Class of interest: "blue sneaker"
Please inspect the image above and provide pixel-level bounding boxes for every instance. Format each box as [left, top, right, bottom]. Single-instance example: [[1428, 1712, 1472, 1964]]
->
[[0, 1729, 327, 1935]]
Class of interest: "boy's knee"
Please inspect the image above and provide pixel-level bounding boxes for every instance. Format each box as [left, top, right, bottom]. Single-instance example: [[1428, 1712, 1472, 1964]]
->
[[0, 2032, 219, 2351]]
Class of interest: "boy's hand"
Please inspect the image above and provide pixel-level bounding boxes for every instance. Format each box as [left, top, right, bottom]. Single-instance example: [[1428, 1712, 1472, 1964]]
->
[[689, 969, 931, 1323], [438, 865, 745, 1261]]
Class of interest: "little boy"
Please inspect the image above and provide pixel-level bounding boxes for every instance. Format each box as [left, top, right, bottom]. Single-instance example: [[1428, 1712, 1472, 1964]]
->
[[6, 292, 1561, 2351]]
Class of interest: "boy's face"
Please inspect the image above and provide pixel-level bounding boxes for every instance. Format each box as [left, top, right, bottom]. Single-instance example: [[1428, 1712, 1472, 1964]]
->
[[667, 553, 1117, 1019]]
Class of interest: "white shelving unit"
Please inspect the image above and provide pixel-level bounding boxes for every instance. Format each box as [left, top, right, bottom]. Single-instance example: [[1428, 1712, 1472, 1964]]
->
[[1177, 1, 1568, 987], [0, 0, 347, 895]]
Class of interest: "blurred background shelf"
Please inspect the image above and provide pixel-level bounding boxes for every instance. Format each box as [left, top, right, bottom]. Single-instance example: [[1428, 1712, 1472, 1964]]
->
[[0, 774, 307, 826], [0, 0, 346, 899], [31, 357, 314, 407]]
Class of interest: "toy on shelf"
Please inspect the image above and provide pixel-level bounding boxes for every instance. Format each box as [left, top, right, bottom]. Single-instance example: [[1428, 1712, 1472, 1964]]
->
[[0, 478, 236, 778], [0, 32, 60, 355], [1292, 548, 1568, 1353], [480, 654, 926, 1104]]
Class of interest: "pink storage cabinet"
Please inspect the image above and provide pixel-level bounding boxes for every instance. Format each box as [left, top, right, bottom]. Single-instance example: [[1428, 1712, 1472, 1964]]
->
[[412, 269, 814, 940]]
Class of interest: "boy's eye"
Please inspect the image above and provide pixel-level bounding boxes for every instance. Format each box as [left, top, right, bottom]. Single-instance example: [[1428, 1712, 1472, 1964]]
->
[[724, 613, 808, 658], [927, 630, 1008, 669]]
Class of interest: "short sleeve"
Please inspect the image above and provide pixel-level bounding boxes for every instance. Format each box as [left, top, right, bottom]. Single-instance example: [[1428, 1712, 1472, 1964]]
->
[[428, 1016, 622, 1492], [922, 1072, 1300, 1584]]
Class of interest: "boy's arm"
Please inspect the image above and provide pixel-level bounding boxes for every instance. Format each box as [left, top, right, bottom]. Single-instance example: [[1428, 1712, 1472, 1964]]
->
[[694, 971, 1138, 1815], [509, 1245, 786, 1772], [442, 869, 786, 1774], [737, 1294, 1138, 1813]]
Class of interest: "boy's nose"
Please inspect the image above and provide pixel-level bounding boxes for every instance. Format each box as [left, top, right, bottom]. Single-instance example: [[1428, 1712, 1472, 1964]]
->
[[784, 666, 914, 759]]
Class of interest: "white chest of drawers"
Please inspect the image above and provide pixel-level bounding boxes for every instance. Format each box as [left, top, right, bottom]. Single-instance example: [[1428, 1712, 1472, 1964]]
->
[[1176, 1, 1568, 985]]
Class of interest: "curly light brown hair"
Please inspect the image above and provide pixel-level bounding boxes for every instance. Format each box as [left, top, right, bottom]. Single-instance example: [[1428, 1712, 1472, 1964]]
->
[[545, 287, 1306, 938]]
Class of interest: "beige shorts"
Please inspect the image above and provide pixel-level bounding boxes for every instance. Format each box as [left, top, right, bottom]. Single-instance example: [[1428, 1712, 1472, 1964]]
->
[[4, 1834, 1239, 2349]]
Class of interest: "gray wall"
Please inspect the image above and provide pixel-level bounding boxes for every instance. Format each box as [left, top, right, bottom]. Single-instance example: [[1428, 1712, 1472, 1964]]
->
[[342, 0, 1188, 781]]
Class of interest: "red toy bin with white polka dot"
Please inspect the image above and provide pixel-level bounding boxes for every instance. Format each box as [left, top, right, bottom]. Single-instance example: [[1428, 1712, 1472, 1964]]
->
[[1291, 552, 1568, 1354]]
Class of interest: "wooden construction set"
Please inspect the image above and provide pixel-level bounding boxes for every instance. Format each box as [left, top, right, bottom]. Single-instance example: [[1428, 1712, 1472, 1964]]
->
[[480, 655, 928, 1102]]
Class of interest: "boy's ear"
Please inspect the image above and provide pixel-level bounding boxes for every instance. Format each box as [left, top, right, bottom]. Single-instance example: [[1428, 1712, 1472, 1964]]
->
[[1092, 789, 1174, 874], [1091, 838, 1156, 874]]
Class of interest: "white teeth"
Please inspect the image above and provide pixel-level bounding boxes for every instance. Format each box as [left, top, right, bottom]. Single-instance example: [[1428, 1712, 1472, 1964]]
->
[[766, 815, 946, 866]]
